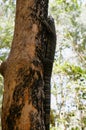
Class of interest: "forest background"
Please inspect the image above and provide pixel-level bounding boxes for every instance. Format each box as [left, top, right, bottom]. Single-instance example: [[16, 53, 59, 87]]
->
[[0, 0, 86, 130]]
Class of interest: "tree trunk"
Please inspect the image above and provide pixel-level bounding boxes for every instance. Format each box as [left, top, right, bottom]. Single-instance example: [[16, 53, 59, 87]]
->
[[0, 0, 56, 130]]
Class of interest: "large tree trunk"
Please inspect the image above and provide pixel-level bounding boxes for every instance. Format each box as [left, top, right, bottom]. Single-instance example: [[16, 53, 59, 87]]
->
[[0, 0, 56, 130]]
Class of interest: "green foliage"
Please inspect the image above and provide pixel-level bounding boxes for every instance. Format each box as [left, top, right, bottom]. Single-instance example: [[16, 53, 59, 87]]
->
[[82, 117, 86, 125], [54, 62, 86, 75], [71, 127, 80, 130], [0, 0, 15, 61], [0, 20, 14, 48]]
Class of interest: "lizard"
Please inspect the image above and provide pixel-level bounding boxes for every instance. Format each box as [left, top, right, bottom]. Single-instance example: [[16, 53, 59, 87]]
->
[[43, 16, 56, 130]]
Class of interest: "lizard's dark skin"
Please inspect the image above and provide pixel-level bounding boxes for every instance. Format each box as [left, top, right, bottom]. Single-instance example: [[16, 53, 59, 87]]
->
[[43, 17, 56, 130], [34, 14, 56, 129]]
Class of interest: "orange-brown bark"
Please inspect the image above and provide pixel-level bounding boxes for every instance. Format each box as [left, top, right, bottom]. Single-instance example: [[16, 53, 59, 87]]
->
[[1, 0, 49, 130]]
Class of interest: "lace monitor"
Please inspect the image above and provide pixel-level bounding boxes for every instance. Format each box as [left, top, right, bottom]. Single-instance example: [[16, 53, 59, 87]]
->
[[30, 12, 56, 129], [43, 17, 56, 130]]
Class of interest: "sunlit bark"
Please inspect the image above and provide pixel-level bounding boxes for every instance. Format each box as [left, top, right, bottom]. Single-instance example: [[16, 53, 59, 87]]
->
[[1, 0, 49, 130]]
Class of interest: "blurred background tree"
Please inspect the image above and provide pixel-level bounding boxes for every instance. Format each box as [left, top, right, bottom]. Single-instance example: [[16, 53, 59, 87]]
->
[[49, 0, 86, 129], [0, 0, 86, 130]]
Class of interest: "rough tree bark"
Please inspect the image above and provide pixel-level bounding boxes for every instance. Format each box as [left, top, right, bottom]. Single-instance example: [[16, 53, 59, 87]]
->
[[0, 0, 56, 130]]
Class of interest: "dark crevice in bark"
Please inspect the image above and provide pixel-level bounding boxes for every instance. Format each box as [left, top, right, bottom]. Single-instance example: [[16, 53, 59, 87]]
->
[[6, 103, 24, 130], [0, 61, 7, 76], [6, 62, 45, 129], [29, 111, 45, 130], [32, 0, 49, 19]]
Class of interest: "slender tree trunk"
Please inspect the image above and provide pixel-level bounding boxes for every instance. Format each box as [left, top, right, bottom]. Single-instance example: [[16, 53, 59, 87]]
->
[[0, 0, 56, 130], [0, 0, 49, 130]]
